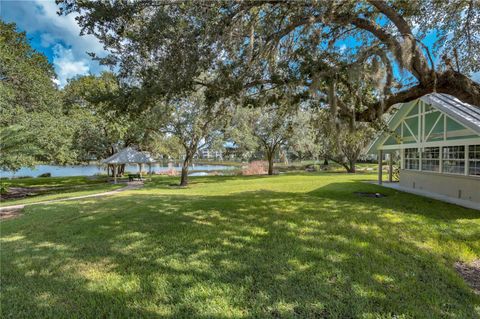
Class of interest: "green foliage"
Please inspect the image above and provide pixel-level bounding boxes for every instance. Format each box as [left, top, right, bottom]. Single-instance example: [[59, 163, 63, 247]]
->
[[1, 173, 479, 317], [0, 182, 8, 194], [57, 0, 480, 121], [0, 21, 57, 115], [153, 89, 232, 184], [0, 21, 75, 170], [0, 125, 39, 171], [417, 0, 480, 73], [286, 108, 321, 160], [62, 73, 129, 162], [225, 107, 260, 160], [314, 110, 375, 173]]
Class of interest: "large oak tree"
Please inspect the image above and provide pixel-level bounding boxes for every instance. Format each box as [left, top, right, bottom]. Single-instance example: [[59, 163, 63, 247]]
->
[[0, 21, 75, 171], [56, 0, 479, 122]]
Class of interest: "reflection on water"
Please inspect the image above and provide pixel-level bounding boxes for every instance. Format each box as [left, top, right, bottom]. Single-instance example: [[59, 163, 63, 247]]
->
[[0, 164, 235, 178]]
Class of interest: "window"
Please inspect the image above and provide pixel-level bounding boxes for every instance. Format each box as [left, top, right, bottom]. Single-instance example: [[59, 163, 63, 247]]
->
[[404, 148, 419, 170], [469, 145, 480, 176], [442, 146, 465, 174], [422, 147, 440, 172]]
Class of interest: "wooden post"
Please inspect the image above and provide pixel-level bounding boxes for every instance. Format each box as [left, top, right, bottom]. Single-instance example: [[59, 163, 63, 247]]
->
[[113, 164, 117, 184], [378, 150, 383, 185], [139, 163, 143, 178], [388, 153, 393, 182]]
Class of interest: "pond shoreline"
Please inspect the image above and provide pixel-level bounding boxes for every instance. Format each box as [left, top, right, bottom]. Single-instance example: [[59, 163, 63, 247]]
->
[[1, 163, 236, 179]]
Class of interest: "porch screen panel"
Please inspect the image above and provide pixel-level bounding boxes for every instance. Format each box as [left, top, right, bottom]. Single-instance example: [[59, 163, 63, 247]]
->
[[405, 148, 419, 170], [442, 146, 465, 174], [446, 118, 477, 140], [425, 113, 444, 142], [469, 145, 480, 176], [421, 147, 440, 172]]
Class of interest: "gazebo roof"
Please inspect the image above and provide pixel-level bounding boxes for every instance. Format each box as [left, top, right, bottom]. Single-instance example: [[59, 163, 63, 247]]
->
[[101, 147, 157, 164]]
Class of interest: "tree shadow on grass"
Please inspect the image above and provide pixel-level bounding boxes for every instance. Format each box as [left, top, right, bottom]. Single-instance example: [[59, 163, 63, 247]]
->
[[145, 174, 283, 189], [1, 183, 479, 318], [308, 180, 480, 220]]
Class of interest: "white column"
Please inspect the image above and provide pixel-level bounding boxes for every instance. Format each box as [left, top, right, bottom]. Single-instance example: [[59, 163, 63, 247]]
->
[[388, 154, 393, 182], [465, 144, 469, 176], [439, 146, 443, 173], [419, 147, 422, 171], [378, 150, 383, 185]]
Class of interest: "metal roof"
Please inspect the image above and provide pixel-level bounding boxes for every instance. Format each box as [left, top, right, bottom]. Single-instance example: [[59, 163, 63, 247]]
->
[[101, 147, 157, 164], [421, 93, 480, 135]]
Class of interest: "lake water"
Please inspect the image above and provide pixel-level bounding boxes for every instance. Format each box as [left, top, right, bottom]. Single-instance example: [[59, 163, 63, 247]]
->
[[0, 164, 235, 178]]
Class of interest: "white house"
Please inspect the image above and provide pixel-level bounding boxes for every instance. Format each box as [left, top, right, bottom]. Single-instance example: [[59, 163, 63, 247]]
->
[[368, 93, 480, 207]]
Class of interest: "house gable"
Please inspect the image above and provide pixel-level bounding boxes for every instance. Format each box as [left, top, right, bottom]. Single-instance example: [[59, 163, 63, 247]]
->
[[369, 94, 480, 153]]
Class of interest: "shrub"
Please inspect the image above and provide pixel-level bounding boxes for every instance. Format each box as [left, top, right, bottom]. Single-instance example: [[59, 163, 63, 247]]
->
[[242, 161, 268, 175], [0, 183, 9, 194], [38, 172, 51, 177], [157, 168, 178, 176], [13, 176, 32, 179]]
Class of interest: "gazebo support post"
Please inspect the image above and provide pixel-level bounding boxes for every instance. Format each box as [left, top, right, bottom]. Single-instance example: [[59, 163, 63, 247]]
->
[[378, 150, 383, 185], [113, 164, 117, 184], [388, 154, 393, 182], [139, 163, 143, 178]]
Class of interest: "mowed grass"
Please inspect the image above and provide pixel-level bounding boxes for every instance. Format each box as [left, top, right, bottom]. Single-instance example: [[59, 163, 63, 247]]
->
[[2, 175, 110, 188], [1, 173, 479, 318], [0, 176, 123, 207]]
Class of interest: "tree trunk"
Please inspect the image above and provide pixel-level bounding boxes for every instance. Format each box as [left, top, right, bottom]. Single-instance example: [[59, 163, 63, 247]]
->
[[116, 164, 125, 176], [347, 160, 356, 173], [323, 158, 329, 166], [180, 157, 190, 186], [267, 152, 274, 175]]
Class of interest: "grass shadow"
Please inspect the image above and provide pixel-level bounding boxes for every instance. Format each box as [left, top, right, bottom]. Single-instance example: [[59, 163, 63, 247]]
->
[[2, 178, 479, 317]]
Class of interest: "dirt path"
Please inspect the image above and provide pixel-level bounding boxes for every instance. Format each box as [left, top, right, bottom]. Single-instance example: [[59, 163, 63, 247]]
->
[[455, 260, 480, 295], [0, 182, 143, 220]]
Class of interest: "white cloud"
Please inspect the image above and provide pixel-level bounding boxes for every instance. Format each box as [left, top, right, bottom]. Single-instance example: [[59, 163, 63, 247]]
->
[[0, 0, 107, 86], [52, 44, 90, 86], [52, 77, 61, 86], [40, 33, 55, 47]]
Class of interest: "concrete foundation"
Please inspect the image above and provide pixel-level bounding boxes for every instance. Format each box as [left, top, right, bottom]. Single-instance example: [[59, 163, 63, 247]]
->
[[399, 170, 480, 203]]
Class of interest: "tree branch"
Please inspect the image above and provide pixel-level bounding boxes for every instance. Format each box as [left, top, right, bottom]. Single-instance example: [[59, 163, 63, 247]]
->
[[367, 0, 412, 35]]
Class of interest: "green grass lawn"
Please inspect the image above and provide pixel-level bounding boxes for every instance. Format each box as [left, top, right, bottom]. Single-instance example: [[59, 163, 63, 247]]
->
[[2, 175, 110, 188], [0, 183, 124, 207], [1, 173, 479, 318], [0, 176, 122, 207]]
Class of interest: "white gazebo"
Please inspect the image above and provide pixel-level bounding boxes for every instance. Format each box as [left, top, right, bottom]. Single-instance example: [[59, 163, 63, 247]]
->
[[101, 147, 157, 183]]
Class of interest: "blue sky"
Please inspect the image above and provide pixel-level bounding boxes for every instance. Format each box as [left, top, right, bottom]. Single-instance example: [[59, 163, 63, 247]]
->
[[0, 0, 107, 87], [1, 0, 478, 87]]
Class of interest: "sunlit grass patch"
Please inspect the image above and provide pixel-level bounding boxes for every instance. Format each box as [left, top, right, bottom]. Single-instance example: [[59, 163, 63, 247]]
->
[[1, 173, 479, 318]]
